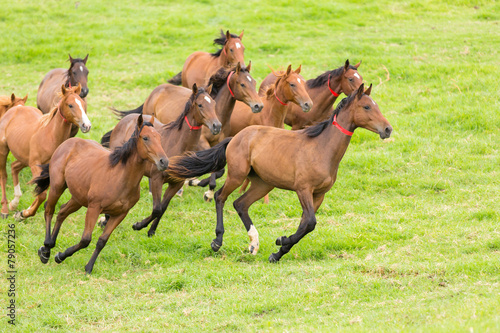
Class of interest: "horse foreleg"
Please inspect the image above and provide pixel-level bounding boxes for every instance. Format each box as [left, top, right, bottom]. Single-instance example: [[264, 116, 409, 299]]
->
[[132, 172, 163, 232], [8, 160, 26, 211], [85, 212, 127, 274], [18, 164, 45, 219], [54, 205, 100, 266], [204, 168, 225, 202], [0, 147, 10, 217], [269, 190, 318, 263], [233, 176, 274, 255], [147, 181, 184, 237]]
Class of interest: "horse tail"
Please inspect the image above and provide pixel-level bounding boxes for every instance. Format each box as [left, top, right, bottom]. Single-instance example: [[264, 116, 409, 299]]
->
[[33, 164, 50, 196], [168, 137, 232, 180], [111, 104, 144, 119], [100, 130, 112, 148], [168, 71, 182, 85]]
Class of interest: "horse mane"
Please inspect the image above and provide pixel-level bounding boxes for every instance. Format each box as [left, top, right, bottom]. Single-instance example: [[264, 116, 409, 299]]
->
[[207, 66, 250, 98], [302, 94, 356, 138], [162, 87, 208, 131], [109, 122, 154, 167], [264, 70, 287, 100], [211, 30, 239, 57], [38, 106, 59, 128], [306, 65, 359, 89], [64, 57, 86, 87]]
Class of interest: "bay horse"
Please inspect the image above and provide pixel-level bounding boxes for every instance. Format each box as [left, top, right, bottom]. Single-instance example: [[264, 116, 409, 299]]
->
[[34, 115, 168, 274], [0, 84, 91, 219], [101, 84, 222, 237], [259, 60, 363, 130], [0, 93, 28, 118], [167, 83, 392, 262], [168, 30, 245, 88]]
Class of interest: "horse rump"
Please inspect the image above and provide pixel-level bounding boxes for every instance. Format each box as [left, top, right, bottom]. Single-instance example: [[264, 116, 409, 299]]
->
[[168, 71, 182, 85]]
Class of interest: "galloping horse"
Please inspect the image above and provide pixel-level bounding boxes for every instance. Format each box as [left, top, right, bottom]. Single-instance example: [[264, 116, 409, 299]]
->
[[259, 60, 363, 130], [168, 30, 245, 88], [101, 84, 221, 236], [0, 84, 91, 219], [0, 93, 28, 118], [34, 115, 168, 274], [167, 84, 392, 262]]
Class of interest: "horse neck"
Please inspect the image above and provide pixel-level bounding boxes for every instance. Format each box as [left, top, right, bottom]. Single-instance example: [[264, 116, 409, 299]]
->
[[41, 108, 73, 144], [260, 94, 289, 128], [307, 77, 340, 118], [161, 111, 203, 155], [213, 84, 236, 126], [115, 146, 150, 189]]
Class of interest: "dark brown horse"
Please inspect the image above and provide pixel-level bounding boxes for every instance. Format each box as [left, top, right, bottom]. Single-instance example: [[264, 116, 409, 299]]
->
[[34, 115, 168, 274], [168, 30, 245, 88], [0, 93, 28, 118], [101, 84, 222, 236], [0, 84, 91, 219], [258, 60, 362, 130], [167, 84, 392, 262]]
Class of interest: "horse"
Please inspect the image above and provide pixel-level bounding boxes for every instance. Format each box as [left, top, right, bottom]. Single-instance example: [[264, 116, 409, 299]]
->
[[259, 60, 363, 130], [0, 84, 91, 219], [0, 93, 28, 118], [100, 84, 222, 237], [167, 83, 392, 262], [34, 115, 168, 274], [168, 30, 245, 88]]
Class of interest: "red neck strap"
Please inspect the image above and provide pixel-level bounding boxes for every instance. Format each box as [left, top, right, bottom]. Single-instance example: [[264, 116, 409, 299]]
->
[[227, 71, 235, 98], [327, 74, 340, 97], [274, 90, 288, 106], [184, 116, 202, 130], [57, 100, 68, 123], [332, 114, 353, 136]]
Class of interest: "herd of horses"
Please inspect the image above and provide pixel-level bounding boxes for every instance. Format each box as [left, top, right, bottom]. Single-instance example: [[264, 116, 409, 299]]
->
[[1, 30, 392, 273]]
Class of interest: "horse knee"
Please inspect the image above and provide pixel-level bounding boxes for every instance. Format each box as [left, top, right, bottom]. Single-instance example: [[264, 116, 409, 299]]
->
[[152, 207, 162, 218], [81, 236, 92, 248], [95, 238, 107, 250], [306, 217, 317, 232], [233, 200, 247, 216]]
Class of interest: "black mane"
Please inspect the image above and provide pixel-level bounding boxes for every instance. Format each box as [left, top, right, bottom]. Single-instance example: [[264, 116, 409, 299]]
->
[[306, 65, 358, 89], [163, 87, 208, 131], [109, 122, 154, 166], [211, 30, 240, 57], [302, 94, 356, 138], [207, 66, 250, 99]]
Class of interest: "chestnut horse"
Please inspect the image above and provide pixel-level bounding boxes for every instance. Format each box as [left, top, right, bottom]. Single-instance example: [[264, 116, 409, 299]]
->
[[0, 84, 91, 219], [0, 93, 28, 118], [259, 60, 363, 130], [167, 84, 392, 262], [101, 84, 221, 236], [168, 30, 245, 88], [34, 115, 168, 274]]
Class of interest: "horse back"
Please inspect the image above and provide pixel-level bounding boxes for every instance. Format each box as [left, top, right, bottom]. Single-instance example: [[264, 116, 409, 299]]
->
[[37, 68, 66, 114], [181, 51, 219, 88], [143, 84, 192, 124]]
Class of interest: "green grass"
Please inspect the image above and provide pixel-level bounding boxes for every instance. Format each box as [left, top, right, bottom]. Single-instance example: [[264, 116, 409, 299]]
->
[[1, 0, 499, 331]]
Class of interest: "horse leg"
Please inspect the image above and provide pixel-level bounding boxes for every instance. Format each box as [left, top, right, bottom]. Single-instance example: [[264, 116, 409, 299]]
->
[[147, 181, 184, 237], [8, 160, 26, 211], [269, 190, 317, 263], [132, 172, 163, 232], [0, 146, 10, 218], [238, 178, 250, 194], [85, 212, 127, 274], [18, 164, 46, 219], [54, 205, 100, 265], [233, 176, 274, 255]]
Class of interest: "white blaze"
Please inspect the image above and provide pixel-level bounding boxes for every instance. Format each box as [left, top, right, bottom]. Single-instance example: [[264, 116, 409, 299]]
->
[[204, 96, 211, 103], [235, 43, 241, 49], [354, 73, 360, 79], [75, 99, 91, 127], [297, 78, 301, 84], [80, 66, 83, 72], [247, 75, 252, 82]]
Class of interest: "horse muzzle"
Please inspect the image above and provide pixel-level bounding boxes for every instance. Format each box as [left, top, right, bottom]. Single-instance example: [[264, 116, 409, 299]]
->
[[156, 157, 169, 171], [210, 121, 222, 135], [251, 102, 264, 113], [379, 125, 393, 139], [80, 88, 89, 98], [80, 123, 91, 133], [301, 100, 313, 112]]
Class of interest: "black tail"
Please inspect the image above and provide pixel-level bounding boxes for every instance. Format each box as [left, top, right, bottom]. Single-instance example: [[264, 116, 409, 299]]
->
[[101, 130, 112, 148], [33, 164, 50, 196], [168, 137, 232, 180], [168, 71, 182, 85], [111, 104, 144, 119]]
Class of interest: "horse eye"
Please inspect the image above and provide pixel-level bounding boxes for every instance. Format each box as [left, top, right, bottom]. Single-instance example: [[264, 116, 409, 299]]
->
[[68, 104, 73, 108], [363, 105, 370, 110], [143, 136, 149, 141], [290, 83, 296, 88], [198, 104, 203, 108], [230, 49, 233, 53], [72, 71, 76, 75], [240, 83, 245, 87], [348, 78, 354, 82]]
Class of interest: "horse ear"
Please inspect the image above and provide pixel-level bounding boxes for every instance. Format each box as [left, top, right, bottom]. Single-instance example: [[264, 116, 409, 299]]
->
[[150, 114, 155, 125], [295, 64, 302, 74], [206, 84, 213, 95], [364, 83, 372, 96], [226, 30, 231, 40], [74, 83, 82, 96], [344, 59, 350, 72], [356, 83, 365, 100], [137, 114, 144, 130], [236, 62, 241, 74], [192, 83, 198, 95], [246, 60, 252, 72], [11, 93, 15, 103], [68, 54, 74, 63], [286, 65, 292, 76], [239, 30, 244, 40], [354, 60, 361, 69], [83, 54, 89, 65], [22, 94, 28, 103], [61, 84, 68, 95]]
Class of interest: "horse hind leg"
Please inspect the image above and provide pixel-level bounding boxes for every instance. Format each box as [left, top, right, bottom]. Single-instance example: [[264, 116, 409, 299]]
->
[[132, 172, 164, 233], [146, 181, 184, 237], [9, 160, 26, 211], [204, 169, 225, 202], [16, 164, 46, 220], [0, 145, 10, 218]]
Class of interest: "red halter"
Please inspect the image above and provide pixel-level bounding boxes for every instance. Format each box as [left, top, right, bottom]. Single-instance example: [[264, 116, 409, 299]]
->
[[332, 114, 353, 136], [327, 74, 340, 97], [274, 90, 288, 106], [57, 100, 68, 123], [184, 116, 202, 130], [227, 71, 235, 97]]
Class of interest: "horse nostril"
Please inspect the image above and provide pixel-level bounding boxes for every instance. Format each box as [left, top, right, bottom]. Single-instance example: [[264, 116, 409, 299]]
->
[[385, 126, 392, 136]]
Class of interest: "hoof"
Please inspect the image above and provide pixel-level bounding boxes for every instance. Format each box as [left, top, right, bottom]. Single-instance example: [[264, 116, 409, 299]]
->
[[203, 193, 213, 202], [1, 212, 8, 219], [97, 216, 107, 228], [14, 211, 25, 221], [38, 247, 49, 264], [147, 230, 156, 238], [249, 244, 259, 255], [84, 266, 93, 275], [54, 252, 64, 264], [275, 236, 286, 246], [211, 240, 222, 252], [176, 188, 184, 197], [268, 253, 280, 263], [8, 202, 18, 211], [132, 222, 142, 231]]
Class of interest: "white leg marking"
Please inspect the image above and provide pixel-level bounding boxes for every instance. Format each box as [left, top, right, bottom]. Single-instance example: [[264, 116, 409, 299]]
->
[[204, 96, 211, 103], [248, 225, 260, 255], [204, 189, 214, 201], [189, 179, 201, 186], [9, 184, 22, 211]]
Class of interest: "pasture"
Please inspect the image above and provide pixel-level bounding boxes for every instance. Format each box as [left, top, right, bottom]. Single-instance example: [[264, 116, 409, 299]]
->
[[1, 0, 499, 331]]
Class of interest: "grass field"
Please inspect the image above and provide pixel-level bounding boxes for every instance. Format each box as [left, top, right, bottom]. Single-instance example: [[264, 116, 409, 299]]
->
[[1, 0, 499, 331]]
